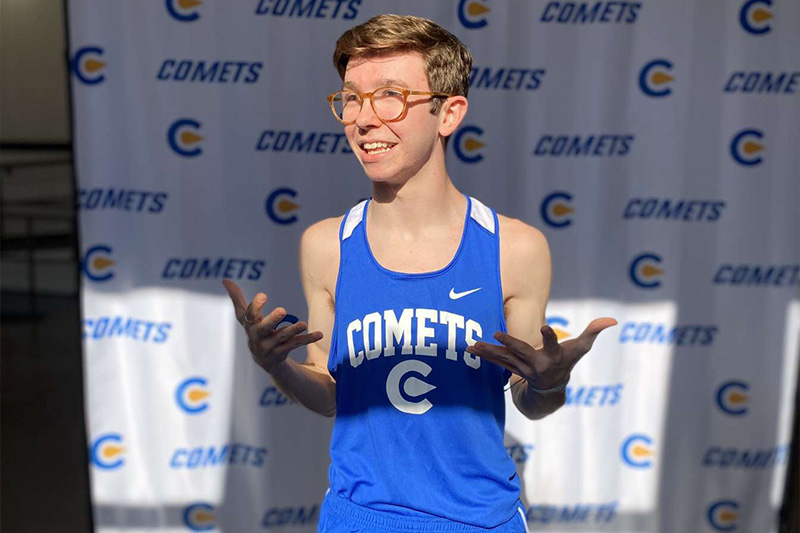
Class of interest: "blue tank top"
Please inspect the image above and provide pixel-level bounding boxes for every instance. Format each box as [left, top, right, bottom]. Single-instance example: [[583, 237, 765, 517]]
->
[[326, 193, 521, 527]]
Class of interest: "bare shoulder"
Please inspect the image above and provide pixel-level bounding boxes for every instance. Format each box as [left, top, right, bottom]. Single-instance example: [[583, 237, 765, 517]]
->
[[301, 215, 343, 249], [299, 215, 344, 300], [497, 213, 549, 252], [496, 213, 551, 303]]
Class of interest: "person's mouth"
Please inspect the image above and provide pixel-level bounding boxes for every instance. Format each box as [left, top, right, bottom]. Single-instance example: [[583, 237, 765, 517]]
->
[[359, 141, 397, 156]]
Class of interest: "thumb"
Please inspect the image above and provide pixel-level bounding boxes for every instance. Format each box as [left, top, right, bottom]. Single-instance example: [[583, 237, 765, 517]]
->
[[577, 317, 617, 352], [540, 324, 560, 355]]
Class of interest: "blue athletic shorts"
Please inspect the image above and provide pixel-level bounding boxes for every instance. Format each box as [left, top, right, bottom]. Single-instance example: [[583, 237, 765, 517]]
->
[[318, 489, 530, 533]]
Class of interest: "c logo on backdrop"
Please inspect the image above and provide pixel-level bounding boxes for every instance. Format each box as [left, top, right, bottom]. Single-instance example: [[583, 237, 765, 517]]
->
[[90, 433, 126, 470], [730, 128, 765, 166], [452, 125, 486, 164], [71, 46, 107, 85], [715, 380, 750, 416], [639, 59, 674, 97], [629, 253, 664, 289], [546, 316, 572, 340], [458, 0, 490, 29], [707, 500, 741, 531], [739, 0, 773, 35], [82, 244, 116, 282], [540, 192, 574, 228], [167, 0, 202, 22], [506, 443, 535, 464], [265, 188, 300, 225], [176, 377, 211, 414], [183, 503, 217, 531], [621, 433, 655, 468], [275, 313, 300, 329], [168, 119, 204, 157]]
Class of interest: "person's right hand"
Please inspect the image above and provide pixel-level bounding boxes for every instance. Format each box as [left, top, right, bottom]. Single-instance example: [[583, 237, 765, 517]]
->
[[222, 279, 323, 374]]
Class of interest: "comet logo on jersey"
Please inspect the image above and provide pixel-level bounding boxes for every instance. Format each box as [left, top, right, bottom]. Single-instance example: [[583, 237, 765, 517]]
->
[[740, 0, 773, 35], [540, 191, 574, 228], [176, 377, 211, 414], [452, 125, 486, 163], [90, 433, 125, 469], [265, 188, 300, 225], [386, 360, 436, 415], [168, 118, 204, 157], [167, 0, 202, 22], [81, 244, 115, 282], [639, 59, 674, 97], [707, 500, 740, 531], [546, 316, 572, 340], [730, 128, 764, 166], [184, 503, 216, 531], [629, 253, 664, 288], [458, 0, 490, 29], [71, 46, 106, 85], [621, 433, 654, 468], [716, 380, 750, 416]]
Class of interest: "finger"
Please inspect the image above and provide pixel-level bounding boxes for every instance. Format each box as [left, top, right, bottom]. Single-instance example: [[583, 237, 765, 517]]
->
[[244, 292, 268, 325], [258, 322, 308, 351], [254, 307, 290, 337], [466, 342, 529, 376], [272, 321, 309, 344], [540, 325, 561, 356], [222, 279, 249, 320], [273, 330, 324, 355], [493, 331, 534, 359], [575, 317, 618, 352], [259, 322, 314, 354]]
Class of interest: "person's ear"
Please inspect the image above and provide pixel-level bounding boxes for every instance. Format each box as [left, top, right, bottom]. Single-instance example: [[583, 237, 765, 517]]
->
[[438, 96, 468, 138]]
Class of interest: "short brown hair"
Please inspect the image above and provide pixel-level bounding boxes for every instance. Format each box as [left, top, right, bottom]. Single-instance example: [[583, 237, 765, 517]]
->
[[333, 14, 472, 114]]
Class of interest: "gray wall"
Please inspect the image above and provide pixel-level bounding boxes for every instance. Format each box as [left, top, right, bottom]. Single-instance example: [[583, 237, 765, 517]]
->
[[1, 0, 76, 295]]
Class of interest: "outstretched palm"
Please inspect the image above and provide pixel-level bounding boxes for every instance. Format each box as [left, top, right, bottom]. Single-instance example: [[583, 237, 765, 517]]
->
[[465, 318, 617, 390]]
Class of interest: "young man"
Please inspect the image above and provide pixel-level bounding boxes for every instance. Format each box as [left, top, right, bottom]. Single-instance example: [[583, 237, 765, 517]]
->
[[223, 14, 616, 532]]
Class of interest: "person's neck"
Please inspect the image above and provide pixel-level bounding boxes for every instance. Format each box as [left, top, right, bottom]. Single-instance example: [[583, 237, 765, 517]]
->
[[368, 156, 466, 239]]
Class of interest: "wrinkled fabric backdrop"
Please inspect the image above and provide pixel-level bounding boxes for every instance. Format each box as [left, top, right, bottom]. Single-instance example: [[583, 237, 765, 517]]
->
[[68, 1, 799, 531]]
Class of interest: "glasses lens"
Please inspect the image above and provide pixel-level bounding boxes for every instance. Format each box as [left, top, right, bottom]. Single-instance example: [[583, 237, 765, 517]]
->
[[372, 88, 405, 121], [333, 91, 361, 123]]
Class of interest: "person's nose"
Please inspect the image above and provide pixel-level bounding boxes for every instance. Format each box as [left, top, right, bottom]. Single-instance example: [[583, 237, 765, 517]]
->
[[354, 96, 382, 130]]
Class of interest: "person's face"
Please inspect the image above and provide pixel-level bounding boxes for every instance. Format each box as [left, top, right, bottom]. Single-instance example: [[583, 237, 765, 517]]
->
[[342, 52, 443, 183]]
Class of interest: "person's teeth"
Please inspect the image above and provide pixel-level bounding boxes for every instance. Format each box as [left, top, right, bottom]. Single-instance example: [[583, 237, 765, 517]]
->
[[364, 142, 393, 154]]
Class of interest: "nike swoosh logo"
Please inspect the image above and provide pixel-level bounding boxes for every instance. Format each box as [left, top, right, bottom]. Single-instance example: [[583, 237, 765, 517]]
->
[[449, 287, 482, 300]]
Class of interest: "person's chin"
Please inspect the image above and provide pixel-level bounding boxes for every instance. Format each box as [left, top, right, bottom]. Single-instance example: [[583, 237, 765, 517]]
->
[[361, 163, 396, 181]]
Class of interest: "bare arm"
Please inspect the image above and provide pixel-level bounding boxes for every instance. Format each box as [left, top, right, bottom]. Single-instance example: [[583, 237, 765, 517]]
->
[[222, 217, 340, 417], [291, 216, 340, 416], [466, 217, 616, 420], [501, 221, 566, 420]]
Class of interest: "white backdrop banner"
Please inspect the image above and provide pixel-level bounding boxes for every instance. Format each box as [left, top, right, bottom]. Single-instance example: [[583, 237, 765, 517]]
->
[[68, 1, 800, 531]]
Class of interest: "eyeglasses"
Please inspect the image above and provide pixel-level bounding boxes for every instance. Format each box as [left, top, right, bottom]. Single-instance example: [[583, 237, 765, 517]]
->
[[326, 86, 453, 125]]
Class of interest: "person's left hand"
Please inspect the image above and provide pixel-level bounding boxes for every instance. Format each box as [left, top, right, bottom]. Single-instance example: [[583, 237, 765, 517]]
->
[[465, 317, 618, 391]]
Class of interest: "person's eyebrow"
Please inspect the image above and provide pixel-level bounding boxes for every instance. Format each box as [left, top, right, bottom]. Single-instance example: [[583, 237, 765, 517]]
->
[[342, 78, 410, 90]]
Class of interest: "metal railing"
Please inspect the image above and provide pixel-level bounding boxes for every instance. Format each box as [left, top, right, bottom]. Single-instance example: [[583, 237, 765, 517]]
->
[[0, 144, 76, 319]]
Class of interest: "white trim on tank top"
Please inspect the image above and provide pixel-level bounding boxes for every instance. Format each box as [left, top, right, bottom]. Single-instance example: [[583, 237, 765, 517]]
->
[[341, 195, 495, 242]]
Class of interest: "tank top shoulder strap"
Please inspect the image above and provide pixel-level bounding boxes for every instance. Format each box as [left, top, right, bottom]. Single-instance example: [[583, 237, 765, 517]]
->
[[339, 198, 369, 242], [337, 195, 497, 246], [467, 195, 497, 236]]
